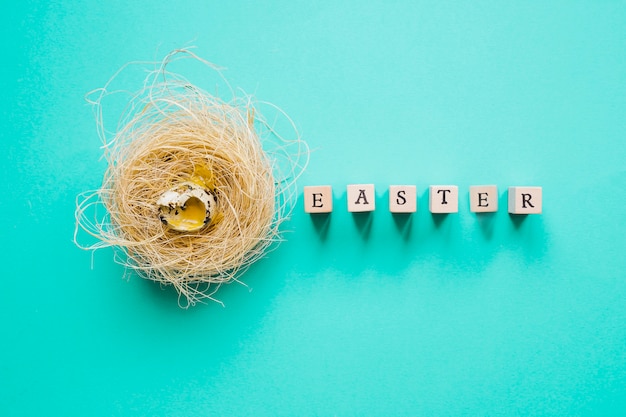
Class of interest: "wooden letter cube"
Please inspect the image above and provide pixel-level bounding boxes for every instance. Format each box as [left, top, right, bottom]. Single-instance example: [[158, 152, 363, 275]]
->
[[304, 185, 333, 213], [347, 184, 375, 212], [389, 185, 417, 213], [429, 185, 458, 213], [508, 186, 542, 214], [469, 185, 498, 213]]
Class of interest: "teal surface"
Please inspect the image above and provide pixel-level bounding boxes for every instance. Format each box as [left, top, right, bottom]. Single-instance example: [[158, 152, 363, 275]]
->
[[2, 1, 626, 416]]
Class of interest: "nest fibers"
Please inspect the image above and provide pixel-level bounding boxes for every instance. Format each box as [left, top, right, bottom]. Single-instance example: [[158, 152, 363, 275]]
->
[[75, 50, 308, 306]]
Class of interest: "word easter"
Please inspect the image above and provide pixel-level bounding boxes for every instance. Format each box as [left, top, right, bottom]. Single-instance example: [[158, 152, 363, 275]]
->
[[303, 185, 542, 214]]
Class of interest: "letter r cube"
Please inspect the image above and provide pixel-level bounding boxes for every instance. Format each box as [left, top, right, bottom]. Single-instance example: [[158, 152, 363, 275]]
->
[[508, 186, 542, 214]]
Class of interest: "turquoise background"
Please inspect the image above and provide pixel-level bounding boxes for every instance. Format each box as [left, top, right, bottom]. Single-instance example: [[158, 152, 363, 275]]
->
[[2, 1, 626, 416]]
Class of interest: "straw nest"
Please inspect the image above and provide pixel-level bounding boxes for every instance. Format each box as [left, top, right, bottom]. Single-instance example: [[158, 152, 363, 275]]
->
[[75, 50, 307, 306]]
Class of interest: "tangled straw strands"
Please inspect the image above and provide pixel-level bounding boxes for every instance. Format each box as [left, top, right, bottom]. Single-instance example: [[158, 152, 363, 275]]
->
[[74, 50, 308, 306]]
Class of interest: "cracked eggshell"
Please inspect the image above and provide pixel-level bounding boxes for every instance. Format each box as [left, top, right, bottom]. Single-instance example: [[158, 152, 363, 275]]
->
[[157, 182, 216, 232]]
